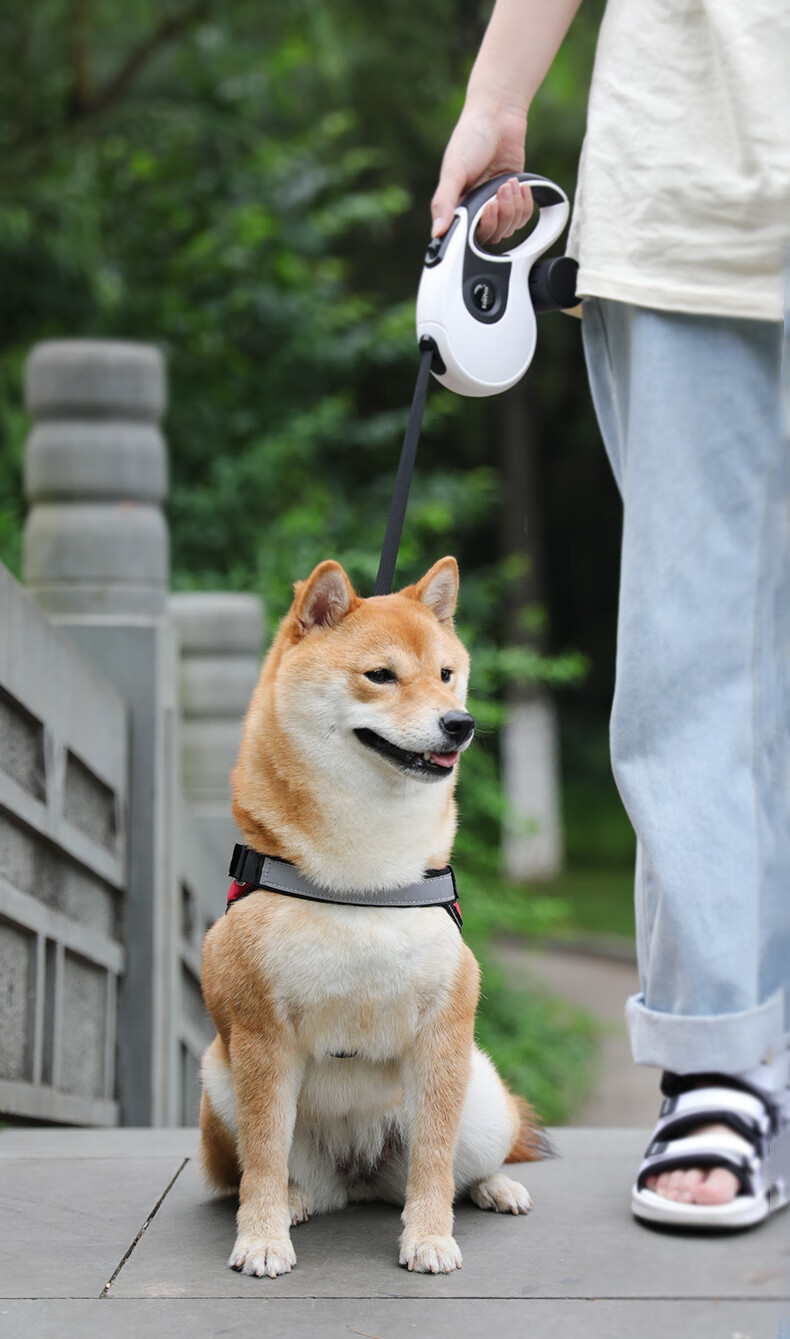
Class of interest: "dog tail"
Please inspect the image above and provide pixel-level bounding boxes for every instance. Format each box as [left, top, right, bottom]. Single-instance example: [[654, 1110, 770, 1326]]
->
[[505, 1091, 556, 1162]]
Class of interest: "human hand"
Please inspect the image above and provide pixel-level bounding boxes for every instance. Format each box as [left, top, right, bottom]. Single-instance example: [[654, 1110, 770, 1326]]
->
[[430, 101, 533, 246]]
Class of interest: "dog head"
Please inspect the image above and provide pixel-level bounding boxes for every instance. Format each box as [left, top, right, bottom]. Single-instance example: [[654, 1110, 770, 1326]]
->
[[277, 556, 473, 786], [231, 558, 473, 885]]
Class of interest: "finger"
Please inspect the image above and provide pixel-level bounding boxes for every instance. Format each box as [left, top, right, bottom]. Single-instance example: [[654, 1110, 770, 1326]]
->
[[516, 181, 535, 228], [497, 177, 532, 242], [490, 180, 517, 245], [431, 159, 470, 237], [486, 179, 534, 246], [475, 198, 499, 246]]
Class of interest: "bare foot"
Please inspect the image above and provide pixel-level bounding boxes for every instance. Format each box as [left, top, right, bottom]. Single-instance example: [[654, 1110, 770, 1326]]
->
[[644, 1123, 740, 1204]]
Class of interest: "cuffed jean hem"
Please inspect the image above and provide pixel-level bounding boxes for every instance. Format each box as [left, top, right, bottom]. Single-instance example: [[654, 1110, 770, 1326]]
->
[[626, 988, 787, 1075]]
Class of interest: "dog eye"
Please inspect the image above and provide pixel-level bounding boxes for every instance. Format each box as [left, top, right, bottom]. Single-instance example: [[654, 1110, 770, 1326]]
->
[[441, 667, 453, 683], [365, 668, 397, 684]]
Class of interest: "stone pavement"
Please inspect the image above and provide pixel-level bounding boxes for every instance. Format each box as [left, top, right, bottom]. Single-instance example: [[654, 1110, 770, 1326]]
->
[[1, 1128, 788, 1339]]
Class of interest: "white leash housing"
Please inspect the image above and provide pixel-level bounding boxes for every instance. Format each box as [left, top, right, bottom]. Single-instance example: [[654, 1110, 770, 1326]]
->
[[416, 172, 571, 397]]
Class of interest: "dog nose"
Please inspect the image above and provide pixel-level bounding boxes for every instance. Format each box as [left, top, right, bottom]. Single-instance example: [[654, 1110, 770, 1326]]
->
[[440, 711, 475, 746]]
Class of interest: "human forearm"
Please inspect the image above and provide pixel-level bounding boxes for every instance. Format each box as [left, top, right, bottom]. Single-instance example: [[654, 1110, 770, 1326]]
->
[[431, 0, 584, 237], [465, 0, 584, 115]]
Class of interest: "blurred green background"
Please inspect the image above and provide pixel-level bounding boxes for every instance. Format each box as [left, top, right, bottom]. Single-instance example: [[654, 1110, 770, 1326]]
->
[[0, 0, 636, 1121]]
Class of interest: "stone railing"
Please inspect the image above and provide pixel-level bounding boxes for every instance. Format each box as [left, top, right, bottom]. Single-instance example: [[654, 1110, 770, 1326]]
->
[[169, 592, 263, 1123], [0, 339, 264, 1126], [0, 565, 127, 1126]]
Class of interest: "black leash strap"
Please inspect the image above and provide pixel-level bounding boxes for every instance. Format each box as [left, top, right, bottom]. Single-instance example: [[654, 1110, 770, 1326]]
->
[[373, 341, 436, 596]]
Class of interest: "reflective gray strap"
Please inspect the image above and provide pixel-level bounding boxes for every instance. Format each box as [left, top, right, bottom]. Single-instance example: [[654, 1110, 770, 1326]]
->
[[258, 855, 456, 909], [660, 1085, 771, 1132]]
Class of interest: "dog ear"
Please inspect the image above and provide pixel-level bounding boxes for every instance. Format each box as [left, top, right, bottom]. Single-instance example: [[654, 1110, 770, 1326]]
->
[[410, 556, 459, 625], [293, 561, 357, 634]]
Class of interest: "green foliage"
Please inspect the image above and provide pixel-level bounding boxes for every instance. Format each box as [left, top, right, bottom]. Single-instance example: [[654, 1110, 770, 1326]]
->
[[0, 0, 610, 1117], [474, 955, 597, 1125], [548, 867, 636, 940]]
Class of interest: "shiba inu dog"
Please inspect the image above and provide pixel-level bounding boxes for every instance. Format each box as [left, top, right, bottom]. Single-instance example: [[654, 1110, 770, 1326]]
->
[[199, 556, 542, 1277]]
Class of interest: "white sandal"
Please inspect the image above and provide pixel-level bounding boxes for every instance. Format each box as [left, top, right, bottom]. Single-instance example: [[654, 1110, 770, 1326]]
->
[[632, 1071, 790, 1229]]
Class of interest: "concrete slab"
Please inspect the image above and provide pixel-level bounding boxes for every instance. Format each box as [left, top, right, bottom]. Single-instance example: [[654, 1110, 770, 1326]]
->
[[0, 1128, 199, 1160], [1, 1298, 787, 1339], [0, 1156, 186, 1299], [1, 1125, 787, 1339], [111, 1133, 790, 1301]]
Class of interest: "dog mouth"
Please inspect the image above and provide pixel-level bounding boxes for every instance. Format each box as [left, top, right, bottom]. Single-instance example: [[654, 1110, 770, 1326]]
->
[[353, 728, 460, 780]]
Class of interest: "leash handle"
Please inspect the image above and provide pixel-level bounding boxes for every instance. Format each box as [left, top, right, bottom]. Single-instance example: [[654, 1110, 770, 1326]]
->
[[373, 340, 436, 596]]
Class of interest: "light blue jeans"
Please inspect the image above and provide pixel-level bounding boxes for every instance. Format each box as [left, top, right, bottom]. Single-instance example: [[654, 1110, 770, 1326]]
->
[[582, 298, 789, 1076]]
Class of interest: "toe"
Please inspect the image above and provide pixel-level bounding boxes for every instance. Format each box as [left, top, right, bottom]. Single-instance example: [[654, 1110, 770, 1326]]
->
[[676, 1169, 704, 1203], [660, 1170, 686, 1201], [693, 1167, 739, 1205]]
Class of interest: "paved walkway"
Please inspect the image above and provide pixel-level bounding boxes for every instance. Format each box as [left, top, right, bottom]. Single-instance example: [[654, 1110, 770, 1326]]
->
[[495, 940, 658, 1126], [1, 1127, 787, 1338]]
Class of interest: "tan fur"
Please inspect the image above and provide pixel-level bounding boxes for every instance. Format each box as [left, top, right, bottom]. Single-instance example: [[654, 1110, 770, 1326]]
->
[[199, 1088, 240, 1192], [399, 946, 480, 1248], [505, 1092, 546, 1163], [199, 557, 542, 1276]]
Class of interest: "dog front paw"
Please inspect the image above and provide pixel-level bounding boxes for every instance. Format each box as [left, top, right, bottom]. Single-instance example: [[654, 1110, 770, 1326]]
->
[[399, 1233, 462, 1274], [469, 1171, 533, 1215], [228, 1234, 296, 1277]]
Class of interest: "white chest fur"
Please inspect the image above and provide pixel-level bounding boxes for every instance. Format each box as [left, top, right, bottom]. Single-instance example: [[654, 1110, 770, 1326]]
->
[[254, 897, 462, 1064]]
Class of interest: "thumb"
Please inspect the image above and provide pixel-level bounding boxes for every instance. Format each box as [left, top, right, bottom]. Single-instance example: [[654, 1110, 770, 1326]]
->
[[430, 157, 470, 238]]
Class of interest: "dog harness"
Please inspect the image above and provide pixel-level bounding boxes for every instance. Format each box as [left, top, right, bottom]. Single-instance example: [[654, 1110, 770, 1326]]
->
[[226, 843, 463, 931]]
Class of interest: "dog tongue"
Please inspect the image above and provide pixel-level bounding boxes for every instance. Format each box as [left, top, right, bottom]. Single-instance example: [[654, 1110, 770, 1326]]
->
[[430, 750, 459, 768]]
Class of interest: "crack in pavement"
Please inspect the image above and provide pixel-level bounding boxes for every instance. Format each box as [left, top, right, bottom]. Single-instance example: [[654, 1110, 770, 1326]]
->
[[99, 1158, 189, 1298]]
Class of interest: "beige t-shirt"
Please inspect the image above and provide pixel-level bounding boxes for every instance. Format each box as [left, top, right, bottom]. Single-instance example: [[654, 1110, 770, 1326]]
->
[[567, 0, 790, 321]]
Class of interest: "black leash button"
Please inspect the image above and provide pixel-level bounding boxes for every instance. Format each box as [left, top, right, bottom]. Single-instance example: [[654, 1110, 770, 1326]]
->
[[472, 280, 496, 312], [424, 216, 460, 268]]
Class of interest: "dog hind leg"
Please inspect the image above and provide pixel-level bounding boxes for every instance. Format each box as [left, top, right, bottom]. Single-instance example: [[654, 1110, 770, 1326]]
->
[[287, 1122, 349, 1218], [200, 1086, 241, 1192], [453, 1047, 532, 1213]]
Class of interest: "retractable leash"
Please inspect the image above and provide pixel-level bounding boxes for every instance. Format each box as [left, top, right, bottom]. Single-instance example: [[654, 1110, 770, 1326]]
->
[[226, 174, 578, 933], [373, 171, 578, 597]]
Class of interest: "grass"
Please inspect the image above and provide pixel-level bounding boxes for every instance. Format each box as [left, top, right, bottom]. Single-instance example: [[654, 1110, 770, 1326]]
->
[[473, 949, 599, 1126], [459, 862, 635, 1127], [458, 867, 600, 1126], [461, 863, 636, 946], [522, 865, 635, 941]]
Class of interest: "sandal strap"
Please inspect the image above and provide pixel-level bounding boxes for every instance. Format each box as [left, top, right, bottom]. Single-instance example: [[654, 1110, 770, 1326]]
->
[[637, 1073, 790, 1200], [761, 1120, 790, 1197], [661, 1071, 781, 1131], [653, 1086, 772, 1151]]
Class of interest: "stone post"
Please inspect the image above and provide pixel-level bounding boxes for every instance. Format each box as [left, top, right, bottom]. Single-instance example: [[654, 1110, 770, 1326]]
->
[[23, 340, 176, 1125], [168, 593, 264, 865]]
